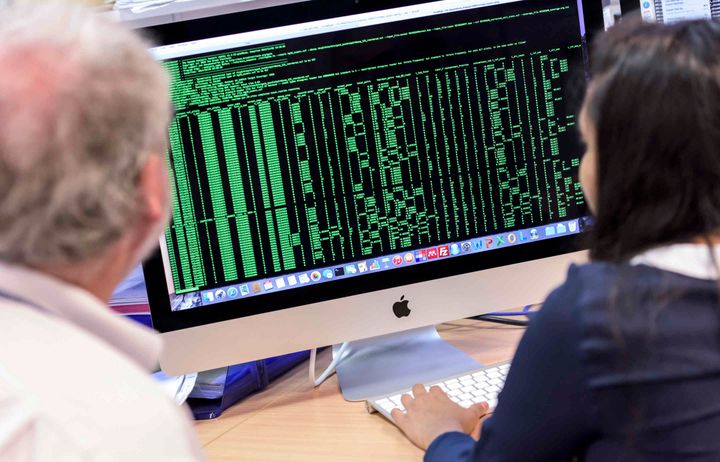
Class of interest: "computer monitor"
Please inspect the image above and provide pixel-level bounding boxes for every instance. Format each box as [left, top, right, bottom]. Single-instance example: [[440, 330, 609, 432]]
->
[[143, 0, 601, 387], [637, 0, 720, 22]]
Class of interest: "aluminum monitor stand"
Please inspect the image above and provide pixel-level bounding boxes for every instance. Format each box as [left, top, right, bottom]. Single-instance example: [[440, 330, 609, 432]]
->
[[334, 326, 482, 401]]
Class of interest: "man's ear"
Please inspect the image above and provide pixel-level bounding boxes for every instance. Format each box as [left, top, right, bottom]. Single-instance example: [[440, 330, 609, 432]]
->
[[137, 153, 170, 223]]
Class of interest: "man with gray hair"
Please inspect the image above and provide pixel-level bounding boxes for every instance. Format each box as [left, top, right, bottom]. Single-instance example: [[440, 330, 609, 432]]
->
[[0, 3, 204, 460]]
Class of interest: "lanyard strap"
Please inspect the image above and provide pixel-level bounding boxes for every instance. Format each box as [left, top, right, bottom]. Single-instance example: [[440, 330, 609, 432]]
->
[[0, 288, 49, 314]]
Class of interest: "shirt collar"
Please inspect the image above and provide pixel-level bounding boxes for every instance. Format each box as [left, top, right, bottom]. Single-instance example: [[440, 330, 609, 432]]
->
[[630, 244, 720, 280], [0, 262, 162, 372]]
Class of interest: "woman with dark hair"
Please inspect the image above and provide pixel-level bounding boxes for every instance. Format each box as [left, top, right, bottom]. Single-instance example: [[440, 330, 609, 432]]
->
[[393, 18, 720, 462]]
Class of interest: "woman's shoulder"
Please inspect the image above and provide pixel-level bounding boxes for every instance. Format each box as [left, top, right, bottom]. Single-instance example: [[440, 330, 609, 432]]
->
[[539, 261, 625, 318], [518, 263, 618, 348], [546, 260, 718, 315], [547, 261, 720, 387]]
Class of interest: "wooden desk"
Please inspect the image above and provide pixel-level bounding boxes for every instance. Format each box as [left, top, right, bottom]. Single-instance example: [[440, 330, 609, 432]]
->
[[195, 319, 525, 461]]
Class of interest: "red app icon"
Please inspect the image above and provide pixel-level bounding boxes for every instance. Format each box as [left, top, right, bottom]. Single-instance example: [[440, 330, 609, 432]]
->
[[392, 255, 403, 266], [485, 238, 494, 249], [427, 247, 439, 259], [438, 245, 450, 257]]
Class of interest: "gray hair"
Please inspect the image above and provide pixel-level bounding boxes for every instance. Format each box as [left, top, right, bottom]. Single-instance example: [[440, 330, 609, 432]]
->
[[0, 2, 170, 265]]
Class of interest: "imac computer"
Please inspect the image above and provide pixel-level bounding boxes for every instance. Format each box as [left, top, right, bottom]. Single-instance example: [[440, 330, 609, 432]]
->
[[143, 0, 601, 400]]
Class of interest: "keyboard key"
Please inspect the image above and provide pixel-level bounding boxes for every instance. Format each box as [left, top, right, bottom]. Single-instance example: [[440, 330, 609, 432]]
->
[[475, 380, 489, 389], [379, 398, 405, 412], [459, 400, 474, 408], [459, 393, 474, 401], [447, 382, 462, 390], [459, 375, 473, 381], [460, 379, 475, 387]]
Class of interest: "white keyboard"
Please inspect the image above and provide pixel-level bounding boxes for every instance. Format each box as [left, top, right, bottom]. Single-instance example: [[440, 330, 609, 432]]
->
[[366, 361, 510, 422]]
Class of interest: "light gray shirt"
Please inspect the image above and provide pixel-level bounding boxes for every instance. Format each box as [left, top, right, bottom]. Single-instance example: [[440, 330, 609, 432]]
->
[[0, 263, 205, 461]]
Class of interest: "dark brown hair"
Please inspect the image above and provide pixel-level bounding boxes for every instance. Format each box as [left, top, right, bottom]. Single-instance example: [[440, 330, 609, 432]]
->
[[586, 18, 720, 262]]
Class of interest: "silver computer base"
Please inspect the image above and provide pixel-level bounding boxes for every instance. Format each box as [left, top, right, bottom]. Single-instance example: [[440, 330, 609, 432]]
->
[[334, 326, 482, 401]]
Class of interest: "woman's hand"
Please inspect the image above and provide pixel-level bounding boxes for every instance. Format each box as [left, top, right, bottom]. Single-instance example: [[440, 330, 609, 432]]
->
[[391, 384, 490, 450]]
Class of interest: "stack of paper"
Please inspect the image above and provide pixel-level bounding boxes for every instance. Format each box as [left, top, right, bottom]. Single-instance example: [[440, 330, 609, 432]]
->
[[113, 0, 188, 13], [188, 368, 228, 399], [152, 370, 198, 405], [110, 265, 149, 306]]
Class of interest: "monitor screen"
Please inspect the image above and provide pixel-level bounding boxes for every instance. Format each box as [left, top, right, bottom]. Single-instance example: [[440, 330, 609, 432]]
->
[[639, 0, 720, 22], [147, 0, 591, 329]]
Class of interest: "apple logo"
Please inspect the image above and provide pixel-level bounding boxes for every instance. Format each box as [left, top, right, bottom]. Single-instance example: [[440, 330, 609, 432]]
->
[[393, 295, 411, 318]]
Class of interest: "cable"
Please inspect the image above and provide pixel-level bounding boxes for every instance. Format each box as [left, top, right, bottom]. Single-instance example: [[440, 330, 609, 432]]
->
[[471, 305, 537, 327], [471, 315, 530, 327], [479, 311, 535, 317], [309, 342, 349, 387], [482, 304, 536, 317]]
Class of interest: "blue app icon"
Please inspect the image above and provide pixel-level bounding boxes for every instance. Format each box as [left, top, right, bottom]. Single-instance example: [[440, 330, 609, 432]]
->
[[643, 1, 650, 8], [450, 243, 461, 256], [323, 269, 334, 279], [227, 287, 239, 298]]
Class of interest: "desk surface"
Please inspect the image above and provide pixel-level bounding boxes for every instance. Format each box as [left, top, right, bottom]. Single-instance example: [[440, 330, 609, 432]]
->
[[194, 319, 525, 461]]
